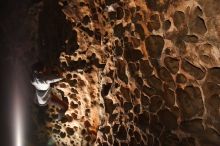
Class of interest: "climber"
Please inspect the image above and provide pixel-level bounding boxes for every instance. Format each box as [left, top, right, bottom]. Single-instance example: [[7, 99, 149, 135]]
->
[[31, 63, 68, 120]]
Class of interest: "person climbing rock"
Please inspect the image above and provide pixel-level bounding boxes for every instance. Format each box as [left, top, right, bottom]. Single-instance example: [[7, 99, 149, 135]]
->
[[31, 63, 68, 120]]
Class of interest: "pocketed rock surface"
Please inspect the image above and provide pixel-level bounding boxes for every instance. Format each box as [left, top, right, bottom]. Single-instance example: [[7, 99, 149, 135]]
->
[[43, 0, 220, 145]]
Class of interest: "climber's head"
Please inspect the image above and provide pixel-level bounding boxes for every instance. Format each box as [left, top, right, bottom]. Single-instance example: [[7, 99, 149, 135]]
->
[[30, 61, 45, 83]]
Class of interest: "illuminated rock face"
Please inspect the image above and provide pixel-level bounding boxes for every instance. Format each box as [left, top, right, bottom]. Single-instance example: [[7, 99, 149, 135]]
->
[[43, 0, 220, 145]]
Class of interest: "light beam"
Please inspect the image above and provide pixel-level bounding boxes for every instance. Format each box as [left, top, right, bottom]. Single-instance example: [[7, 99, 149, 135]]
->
[[15, 95, 23, 146], [13, 61, 25, 146], [13, 87, 24, 146]]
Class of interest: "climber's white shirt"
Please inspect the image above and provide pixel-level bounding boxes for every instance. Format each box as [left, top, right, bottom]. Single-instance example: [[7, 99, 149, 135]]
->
[[31, 77, 63, 105], [32, 78, 50, 90]]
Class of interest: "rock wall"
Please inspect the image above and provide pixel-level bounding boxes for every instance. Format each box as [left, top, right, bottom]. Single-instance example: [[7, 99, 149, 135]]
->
[[38, 0, 220, 146]]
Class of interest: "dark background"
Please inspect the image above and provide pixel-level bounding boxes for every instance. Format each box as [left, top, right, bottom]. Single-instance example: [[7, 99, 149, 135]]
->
[[0, 0, 70, 145], [0, 0, 33, 145], [0, 0, 43, 145]]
